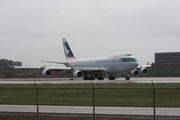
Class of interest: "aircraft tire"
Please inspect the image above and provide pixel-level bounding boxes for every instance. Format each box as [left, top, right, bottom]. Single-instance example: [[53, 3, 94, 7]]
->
[[84, 77, 95, 80], [109, 77, 115, 80], [98, 77, 104, 80], [125, 76, 130, 80]]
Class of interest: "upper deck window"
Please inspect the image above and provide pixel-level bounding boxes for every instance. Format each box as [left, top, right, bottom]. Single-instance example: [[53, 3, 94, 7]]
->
[[126, 54, 132, 56]]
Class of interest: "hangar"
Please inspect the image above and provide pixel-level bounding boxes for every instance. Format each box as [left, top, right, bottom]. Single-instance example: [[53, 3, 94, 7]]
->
[[155, 52, 180, 64], [0, 59, 22, 67]]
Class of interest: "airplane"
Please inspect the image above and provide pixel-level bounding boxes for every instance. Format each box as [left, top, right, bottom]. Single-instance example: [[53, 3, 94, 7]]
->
[[41, 38, 151, 80]]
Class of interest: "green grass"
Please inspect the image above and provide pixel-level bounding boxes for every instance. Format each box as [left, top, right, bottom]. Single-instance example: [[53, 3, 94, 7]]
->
[[0, 83, 180, 107]]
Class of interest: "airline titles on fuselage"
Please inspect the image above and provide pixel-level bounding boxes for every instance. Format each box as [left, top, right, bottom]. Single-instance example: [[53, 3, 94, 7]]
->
[[95, 59, 118, 64]]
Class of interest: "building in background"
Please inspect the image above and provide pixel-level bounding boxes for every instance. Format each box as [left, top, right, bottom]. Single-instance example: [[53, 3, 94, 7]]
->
[[0, 59, 22, 67], [155, 52, 180, 64]]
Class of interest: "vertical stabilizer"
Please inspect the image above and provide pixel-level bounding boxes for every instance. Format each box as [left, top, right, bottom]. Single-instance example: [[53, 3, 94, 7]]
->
[[62, 38, 76, 60]]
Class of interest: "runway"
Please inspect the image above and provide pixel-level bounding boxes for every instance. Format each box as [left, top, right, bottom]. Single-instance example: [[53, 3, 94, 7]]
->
[[0, 105, 179, 116], [0, 77, 180, 84]]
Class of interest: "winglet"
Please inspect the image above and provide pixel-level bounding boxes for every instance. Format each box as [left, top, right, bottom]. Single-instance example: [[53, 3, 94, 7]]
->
[[62, 38, 76, 60]]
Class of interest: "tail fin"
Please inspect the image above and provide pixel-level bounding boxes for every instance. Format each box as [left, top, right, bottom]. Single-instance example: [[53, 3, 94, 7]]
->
[[62, 38, 76, 60]]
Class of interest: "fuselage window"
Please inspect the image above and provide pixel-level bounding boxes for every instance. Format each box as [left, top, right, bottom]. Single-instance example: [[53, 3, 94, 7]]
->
[[126, 54, 132, 56]]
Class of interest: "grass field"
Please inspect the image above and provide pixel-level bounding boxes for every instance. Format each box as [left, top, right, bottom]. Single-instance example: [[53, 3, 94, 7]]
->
[[0, 83, 180, 107]]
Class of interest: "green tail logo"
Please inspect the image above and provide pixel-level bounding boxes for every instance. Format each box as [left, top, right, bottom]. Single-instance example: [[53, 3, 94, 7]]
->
[[62, 38, 76, 59]]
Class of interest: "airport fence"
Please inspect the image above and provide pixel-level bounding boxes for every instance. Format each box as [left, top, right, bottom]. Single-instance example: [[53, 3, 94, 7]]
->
[[0, 81, 180, 120]]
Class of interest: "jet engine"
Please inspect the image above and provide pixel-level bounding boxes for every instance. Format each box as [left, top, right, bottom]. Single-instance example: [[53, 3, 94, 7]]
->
[[139, 68, 148, 75], [130, 70, 139, 76], [73, 70, 83, 77], [42, 69, 52, 77]]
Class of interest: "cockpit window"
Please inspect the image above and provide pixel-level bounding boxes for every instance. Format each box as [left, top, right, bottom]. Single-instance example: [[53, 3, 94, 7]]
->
[[126, 54, 132, 56], [120, 58, 137, 62]]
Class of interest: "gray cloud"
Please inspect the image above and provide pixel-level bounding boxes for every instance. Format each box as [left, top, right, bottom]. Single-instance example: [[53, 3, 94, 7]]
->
[[0, 0, 180, 66]]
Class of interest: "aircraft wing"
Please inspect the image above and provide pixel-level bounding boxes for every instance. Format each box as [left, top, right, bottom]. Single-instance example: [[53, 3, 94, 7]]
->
[[73, 67, 106, 72], [45, 67, 107, 73], [42, 67, 72, 73], [40, 66, 107, 77], [41, 60, 69, 65], [11, 66, 42, 69], [11, 65, 106, 72], [44, 67, 70, 71], [41, 61, 107, 72]]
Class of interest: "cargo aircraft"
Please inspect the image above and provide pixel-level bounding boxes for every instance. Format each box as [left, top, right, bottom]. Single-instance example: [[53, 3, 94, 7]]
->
[[41, 38, 151, 80]]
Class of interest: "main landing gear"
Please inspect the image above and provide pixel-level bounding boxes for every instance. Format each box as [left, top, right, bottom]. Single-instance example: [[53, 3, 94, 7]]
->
[[84, 77, 105, 80], [125, 75, 130, 80], [109, 75, 115, 80], [83, 74, 130, 80], [86, 74, 115, 80], [97, 76, 104, 80], [84, 76, 95, 80]]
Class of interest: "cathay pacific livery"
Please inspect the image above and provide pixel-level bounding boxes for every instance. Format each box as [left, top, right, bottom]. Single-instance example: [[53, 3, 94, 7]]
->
[[41, 38, 151, 80]]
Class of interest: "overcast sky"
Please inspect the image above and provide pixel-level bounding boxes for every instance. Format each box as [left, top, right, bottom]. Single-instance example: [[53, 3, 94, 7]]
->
[[0, 0, 180, 67]]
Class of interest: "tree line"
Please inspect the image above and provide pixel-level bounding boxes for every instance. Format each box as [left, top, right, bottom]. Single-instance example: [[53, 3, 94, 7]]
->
[[1, 63, 180, 78], [147, 63, 180, 77]]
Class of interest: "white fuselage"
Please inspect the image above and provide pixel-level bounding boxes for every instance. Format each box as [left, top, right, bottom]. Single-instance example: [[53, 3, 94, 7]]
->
[[65, 53, 139, 74]]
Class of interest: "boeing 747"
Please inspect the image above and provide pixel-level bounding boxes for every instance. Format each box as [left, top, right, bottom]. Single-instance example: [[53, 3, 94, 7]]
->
[[41, 38, 151, 80]]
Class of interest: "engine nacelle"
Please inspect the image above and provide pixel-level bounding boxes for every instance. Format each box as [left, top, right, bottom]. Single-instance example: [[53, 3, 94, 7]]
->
[[42, 69, 52, 77], [140, 68, 148, 75], [73, 70, 83, 77], [130, 70, 139, 77]]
